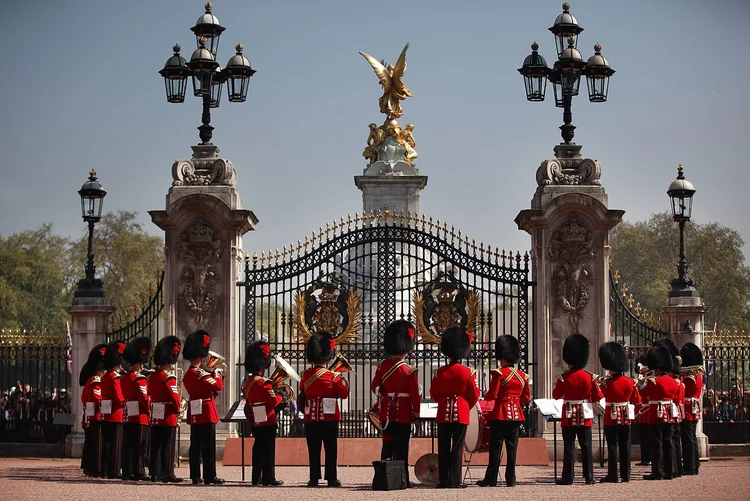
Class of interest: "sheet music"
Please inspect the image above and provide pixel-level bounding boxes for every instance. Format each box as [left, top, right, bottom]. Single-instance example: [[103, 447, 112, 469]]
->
[[534, 398, 563, 420], [420, 401, 438, 419], [230, 400, 246, 421]]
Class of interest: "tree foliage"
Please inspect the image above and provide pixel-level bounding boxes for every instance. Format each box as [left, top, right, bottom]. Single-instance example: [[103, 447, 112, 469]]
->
[[610, 212, 750, 331]]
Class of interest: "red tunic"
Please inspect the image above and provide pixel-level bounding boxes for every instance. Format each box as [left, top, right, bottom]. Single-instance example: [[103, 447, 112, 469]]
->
[[121, 370, 150, 425], [148, 368, 181, 427], [100, 371, 125, 423], [682, 373, 704, 421], [301, 366, 349, 421], [371, 358, 421, 424], [599, 374, 641, 426], [82, 375, 102, 425], [484, 366, 530, 422], [183, 365, 223, 425], [243, 374, 283, 427], [552, 368, 603, 427], [639, 374, 680, 425], [430, 362, 480, 424]]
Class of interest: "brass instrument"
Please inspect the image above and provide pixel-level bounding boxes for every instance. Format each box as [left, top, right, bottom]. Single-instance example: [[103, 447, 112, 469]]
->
[[269, 355, 301, 404], [329, 350, 356, 375], [174, 366, 186, 425], [206, 350, 228, 375]]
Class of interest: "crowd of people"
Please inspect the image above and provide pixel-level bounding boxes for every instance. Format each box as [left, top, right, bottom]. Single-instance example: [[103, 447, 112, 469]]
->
[[0, 382, 72, 440], [702, 388, 750, 422]]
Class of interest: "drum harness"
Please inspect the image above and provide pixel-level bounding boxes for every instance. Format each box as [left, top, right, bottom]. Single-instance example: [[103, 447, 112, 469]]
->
[[376, 360, 409, 431]]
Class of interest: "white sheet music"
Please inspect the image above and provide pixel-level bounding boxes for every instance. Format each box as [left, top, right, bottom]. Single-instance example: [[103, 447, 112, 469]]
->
[[534, 398, 563, 420], [231, 400, 246, 421], [420, 401, 438, 419]]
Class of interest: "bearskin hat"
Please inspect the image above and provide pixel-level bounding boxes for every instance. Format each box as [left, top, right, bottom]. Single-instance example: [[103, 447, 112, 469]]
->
[[680, 342, 704, 367], [647, 344, 673, 372], [383, 320, 416, 356], [103, 340, 127, 370], [79, 362, 92, 387], [183, 329, 211, 360], [122, 337, 153, 365], [654, 337, 681, 373], [599, 341, 630, 373], [154, 336, 181, 366], [245, 341, 273, 373], [563, 333, 590, 369], [86, 343, 108, 372], [495, 335, 521, 365], [440, 326, 472, 362], [306, 331, 336, 364]]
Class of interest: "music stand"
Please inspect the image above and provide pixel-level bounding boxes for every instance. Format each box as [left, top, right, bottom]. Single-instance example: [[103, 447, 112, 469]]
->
[[52, 413, 75, 459], [534, 399, 563, 480], [221, 400, 248, 481]]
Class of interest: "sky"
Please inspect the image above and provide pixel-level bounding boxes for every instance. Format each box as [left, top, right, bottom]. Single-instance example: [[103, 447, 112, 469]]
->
[[2, 0, 749, 267]]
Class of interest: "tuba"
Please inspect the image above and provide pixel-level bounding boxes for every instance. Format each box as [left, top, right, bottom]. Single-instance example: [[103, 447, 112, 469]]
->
[[269, 355, 301, 404], [206, 350, 228, 374]]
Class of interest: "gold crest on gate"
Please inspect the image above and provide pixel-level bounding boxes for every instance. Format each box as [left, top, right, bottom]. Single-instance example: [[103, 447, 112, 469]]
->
[[293, 278, 362, 345], [412, 275, 480, 345]]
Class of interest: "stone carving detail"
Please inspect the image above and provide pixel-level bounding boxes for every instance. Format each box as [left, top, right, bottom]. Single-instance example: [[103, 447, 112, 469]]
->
[[175, 216, 223, 328], [172, 144, 236, 187], [536, 143, 601, 186], [548, 213, 594, 330]]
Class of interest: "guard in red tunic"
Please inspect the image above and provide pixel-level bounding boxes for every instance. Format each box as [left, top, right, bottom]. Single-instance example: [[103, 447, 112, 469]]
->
[[81, 344, 107, 477], [680, 342, 704, 476], [597, 341, 641, 483], [655, 337, 684, 478], [430, 326, 480, 489], [100, 340, 127, 478], [371, 320, 420, 487], [640, 344, 679, 480], [635, 356, 652, 466], [552, 333, 603, 485], [148, 335, 183, 483], [477, 335, 530, 487], [120, 337, 152, 481], [182, 329, 225, 485], [243, 340, 285, 486]]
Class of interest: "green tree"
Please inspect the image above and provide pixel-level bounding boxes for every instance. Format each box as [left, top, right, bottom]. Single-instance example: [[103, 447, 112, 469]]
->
[[610, 212, 750, 331]]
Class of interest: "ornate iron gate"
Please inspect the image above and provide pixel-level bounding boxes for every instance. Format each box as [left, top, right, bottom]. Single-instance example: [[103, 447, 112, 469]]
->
[[239, 209, 534, 437]]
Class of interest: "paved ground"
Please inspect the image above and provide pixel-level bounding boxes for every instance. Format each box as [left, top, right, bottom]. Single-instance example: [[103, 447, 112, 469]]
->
[[1, 458, 749, 501]]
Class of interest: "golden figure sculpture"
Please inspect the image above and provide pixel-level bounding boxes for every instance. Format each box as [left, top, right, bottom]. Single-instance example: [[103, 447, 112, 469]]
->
[[362, 123, 385, 164], [399, 124, 418, 164], [360, 43, 413, 120]]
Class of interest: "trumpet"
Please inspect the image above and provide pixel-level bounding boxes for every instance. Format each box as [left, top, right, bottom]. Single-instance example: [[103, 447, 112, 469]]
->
[[206, 350, 228, 375], [269, 355, 301, 404]]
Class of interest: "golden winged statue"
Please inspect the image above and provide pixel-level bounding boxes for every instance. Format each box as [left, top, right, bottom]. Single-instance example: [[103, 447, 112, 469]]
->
[[359, 43, 413, 120]]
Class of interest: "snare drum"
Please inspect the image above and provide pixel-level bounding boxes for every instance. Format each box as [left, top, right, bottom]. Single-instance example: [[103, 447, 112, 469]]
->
[[464, 400, 494, 453]]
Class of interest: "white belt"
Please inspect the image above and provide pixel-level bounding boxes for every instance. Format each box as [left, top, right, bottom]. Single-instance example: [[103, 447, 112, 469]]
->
[[385, 392, 411, 398], [608, 402, 629, 407], [684, 397, 699, 402], [649, 400, 673, 405], [565, 399, 587, 405]]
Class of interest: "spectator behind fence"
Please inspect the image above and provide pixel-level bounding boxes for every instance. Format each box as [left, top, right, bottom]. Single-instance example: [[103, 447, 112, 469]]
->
[[735, 399, 746, 422], [718, 397, 735, 423]]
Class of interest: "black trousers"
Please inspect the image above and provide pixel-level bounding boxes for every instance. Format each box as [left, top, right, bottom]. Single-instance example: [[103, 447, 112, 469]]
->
[[482, 420, 521, 486], [681, 420, 699, 473], [189, 423, 217, 481], [100, 421, 122, 478], [149, 425, 176, 479], [437, 422, 467, 487], [638, 422, 652, 463], [82, 421, 102, 476], [381, 422, 412, 486], [251, 424, 278, 484], [650, 423, 674, 478], [305, 421, 339, 482], [604, 425, 631, 480], [672, 423, 683, 476], [122, 423, 149, 477], [561, 426, 593, 482]]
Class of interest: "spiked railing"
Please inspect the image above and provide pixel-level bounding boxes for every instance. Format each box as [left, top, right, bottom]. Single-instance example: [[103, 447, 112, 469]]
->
[[106, 271, 165, 344], [609, 269, 668, 348]]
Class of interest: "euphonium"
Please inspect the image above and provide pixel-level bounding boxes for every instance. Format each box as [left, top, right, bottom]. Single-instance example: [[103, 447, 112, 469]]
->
[[329, 350, 356, 375], [269, 355, 301, 404], [206, 350, 228, 374]]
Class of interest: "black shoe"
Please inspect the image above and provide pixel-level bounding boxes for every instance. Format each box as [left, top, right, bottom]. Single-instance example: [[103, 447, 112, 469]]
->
[[621, 477, 630, 483], [506, 481, 516, 487], [663, 476, 673, 480], [683, 470, 696, 476], [555, 478, 573, 485], [133, 474, 151, 482], [205, 477, 225, 485], [150, 476, 158, 482], [585, 479, 596, 485], [327, 480, 341, 487], [453, 483, 468, 488], [637, 461, 652, 466], [476, 479, 496, 487], [163, 476, 183, 483], [263, 480, 284, 486], [307, 480, 320, 487], [121, 474, 133, 481], [599, 476, 618, 483], [191, 478, 204, 485], [437, 483, 450, 489], [642, 474, 662, 481]]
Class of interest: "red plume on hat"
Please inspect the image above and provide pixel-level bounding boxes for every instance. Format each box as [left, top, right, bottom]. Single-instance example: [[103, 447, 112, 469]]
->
[[260, 344, 270, 358], [202, 334, 210, 348], [329, 338, 337, 351], [466, 331, 474, 344]]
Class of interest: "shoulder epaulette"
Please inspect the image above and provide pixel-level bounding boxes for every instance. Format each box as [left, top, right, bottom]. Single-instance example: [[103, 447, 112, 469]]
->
[[407, 366, 418, 375], [135, 373, 147, 381], [646, 377, 657, 384], [491, 368, 502, 376], [469, 368, 477, 378], [93, 376, 101, 383], [165, 373, 176, 380]]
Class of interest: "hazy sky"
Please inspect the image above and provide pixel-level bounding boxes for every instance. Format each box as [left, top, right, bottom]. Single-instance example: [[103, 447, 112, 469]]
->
[[2, 1, 749, 269]]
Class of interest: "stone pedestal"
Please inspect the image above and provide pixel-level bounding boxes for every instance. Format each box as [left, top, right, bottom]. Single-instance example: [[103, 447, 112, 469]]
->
[[354, 175, 427, 215]]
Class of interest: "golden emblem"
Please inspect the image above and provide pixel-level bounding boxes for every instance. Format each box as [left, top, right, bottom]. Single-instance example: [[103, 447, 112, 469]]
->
[[293, 280, 362, 345], [412, 278, 480, 345]]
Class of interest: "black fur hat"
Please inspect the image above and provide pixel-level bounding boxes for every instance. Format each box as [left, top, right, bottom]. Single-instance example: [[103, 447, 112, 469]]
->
[[245, 341, 273, 373], [599, 342, 630, 373], [495, 335, 521, 365], [183, 329, 210, 360], [680, 342, 704, 367], [86, 343, 108, 372], [103, 340, 127, 370], [647, 344, 673, 372], [123, 337, 153, 365], [383, 320, 416, 356], [154, 336, 181, 366], [440, 326, 472, 361], [79, 362, 92, 387], [306, 331, 336, 364], [563, 333, 590, 369], [654, 337, 681, 373]]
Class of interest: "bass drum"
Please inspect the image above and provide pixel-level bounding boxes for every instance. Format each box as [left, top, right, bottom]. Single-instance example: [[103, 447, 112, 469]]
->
[[464, 400, 494, 453]]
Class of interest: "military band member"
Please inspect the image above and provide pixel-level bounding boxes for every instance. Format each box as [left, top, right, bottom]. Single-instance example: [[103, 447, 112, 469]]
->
[[680, 342, 704, 476], [81, 344, 107, 477], [430, 327, 480, 489], [243, 340, 285, 486], [301, 331, 349, 487], [477, 335, 530, 488], [552, 333, 603, 485], [655, 337, 684, 478], [100, 340, 127, 479], [371, 320, 420, 487], [120, 337, 152, 481], [182, 329, 225, 485], [635, 356, 652, 466], [597, 342, 641, 483], [148, 335, 183, 483]]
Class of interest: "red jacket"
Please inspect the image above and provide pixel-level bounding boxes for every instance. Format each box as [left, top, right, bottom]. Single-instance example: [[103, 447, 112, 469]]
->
[[82, 375, 102, 425], [599, 373, 641, 426], [371, 358, 421, 424], [243, 374, 283, 427], [301, 366, 349, 421], [430, 362, 480, 424], [148, 368, 181, 427], [682, 373, 704, 421], [639, 373, 680, 425], [121, 370, 151, 425], [183, 365, 223, 425], [552, 368, 603, 427], [484, 366, 530, 421], [100, 371, 125, 423]]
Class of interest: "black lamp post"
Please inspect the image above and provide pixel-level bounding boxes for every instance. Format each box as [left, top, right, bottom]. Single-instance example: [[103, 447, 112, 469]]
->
[[159, 2, 255, 145], [668, 165, 699, 297], [75, 170, 107, 298], [518, 2, 615, 144]]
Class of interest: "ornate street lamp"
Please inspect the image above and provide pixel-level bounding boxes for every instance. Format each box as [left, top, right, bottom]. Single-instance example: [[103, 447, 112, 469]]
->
[[159, 2, 255, 144], [75, 170, 107, 298], [667, 165, 699, 297], [518, 2, 615, 144]]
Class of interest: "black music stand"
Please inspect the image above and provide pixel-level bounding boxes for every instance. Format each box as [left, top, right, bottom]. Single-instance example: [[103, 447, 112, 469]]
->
[[52, 413, 75, 459], [221, 400, 248, 481], [534, 399, 563, 481]]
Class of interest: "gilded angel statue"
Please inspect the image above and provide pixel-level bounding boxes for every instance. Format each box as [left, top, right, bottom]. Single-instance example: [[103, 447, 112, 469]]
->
[[359, 43, 413, 120]]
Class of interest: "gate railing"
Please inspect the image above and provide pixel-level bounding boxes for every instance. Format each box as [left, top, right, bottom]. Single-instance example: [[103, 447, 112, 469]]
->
[[106, 271, 165, 344], [610, 270, 668, 353], [702, 330, 749, 423]]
